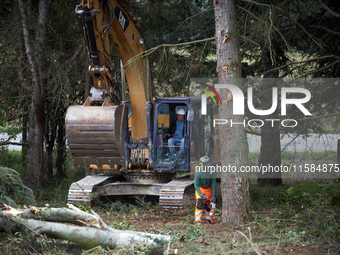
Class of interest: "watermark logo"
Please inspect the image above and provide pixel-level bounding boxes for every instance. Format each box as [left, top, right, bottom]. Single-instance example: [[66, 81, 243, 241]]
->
[[214, 84, 312, 116], [198, 82, 222, 115], [195, 80, 313, 128]]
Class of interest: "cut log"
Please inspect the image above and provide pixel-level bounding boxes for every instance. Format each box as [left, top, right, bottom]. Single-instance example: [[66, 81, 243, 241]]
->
[[0, 204, 171, 253], [14, 218, 170, 252]]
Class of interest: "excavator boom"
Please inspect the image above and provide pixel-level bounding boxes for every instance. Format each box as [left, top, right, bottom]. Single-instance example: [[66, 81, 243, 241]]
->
[[67, 0, 152, 172]]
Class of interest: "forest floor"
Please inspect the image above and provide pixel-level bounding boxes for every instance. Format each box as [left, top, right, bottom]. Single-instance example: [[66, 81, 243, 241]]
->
[[96, 202, 339, 255], [0, 194, 339, 255], [1, 151, 339, 254]]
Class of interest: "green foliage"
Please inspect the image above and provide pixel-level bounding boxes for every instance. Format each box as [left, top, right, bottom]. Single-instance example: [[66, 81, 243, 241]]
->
[[111, 241, 151, 255], [0, 125, 21, 139], [285, 229, 307, 243], [108, 201, 137, 214], [0, 148, 22, 173], [134, 195, 153, 210], [34, 179, 74, 207], [250, 184, 287, 210], [250, 179, 340, 244], [80, 239, 151, 254], [45, 203, 52, 216], [75, 202, 92, 214], [155, 216, 205, 242], [302, 179, 340, 242], [271, 180, 340, 243], [0, 166, 35, 207], [109, 216, 131, 231]]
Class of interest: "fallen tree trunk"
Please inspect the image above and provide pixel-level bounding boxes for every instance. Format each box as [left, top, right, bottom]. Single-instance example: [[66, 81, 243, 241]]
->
[[15, 218, 170, 252], [0, 204, 170, 253]]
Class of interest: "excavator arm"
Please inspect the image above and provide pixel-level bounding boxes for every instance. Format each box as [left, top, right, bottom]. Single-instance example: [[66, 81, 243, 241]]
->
[[66, 0, 152, 172]]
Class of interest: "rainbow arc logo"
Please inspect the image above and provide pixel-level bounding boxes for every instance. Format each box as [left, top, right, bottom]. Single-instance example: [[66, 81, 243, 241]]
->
[[198, 82, 222, 115]]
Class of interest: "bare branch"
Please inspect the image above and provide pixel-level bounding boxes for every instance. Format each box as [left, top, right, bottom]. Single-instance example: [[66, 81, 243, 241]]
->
[[61, 44, 85, 71], [300, 60, 340, 77], [318, 0, 340, 18], [6, 112, 30, 122], [263, 55, 340, 76], [18, 55, 32, 92], [310, 25, 340, 36], [299, 111, 340, 122], [0, 142, 27, 147]]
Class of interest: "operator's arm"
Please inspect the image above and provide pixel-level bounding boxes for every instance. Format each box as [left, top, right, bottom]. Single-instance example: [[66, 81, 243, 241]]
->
[[165, 120, 176, 138]]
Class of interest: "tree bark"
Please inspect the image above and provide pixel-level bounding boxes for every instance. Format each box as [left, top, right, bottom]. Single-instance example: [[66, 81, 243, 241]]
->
[[17, 219, 169, 252], [55, 110, 66, 180], [22, 105, 28, 171], [214, 0, 249, 224], [257, 1, 282, 187], [18, 0, 45, 190], [1, 205, 170, 253]]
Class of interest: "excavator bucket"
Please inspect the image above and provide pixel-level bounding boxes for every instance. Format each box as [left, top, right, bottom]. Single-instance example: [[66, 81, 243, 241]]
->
[[65, 104, 128, 171]]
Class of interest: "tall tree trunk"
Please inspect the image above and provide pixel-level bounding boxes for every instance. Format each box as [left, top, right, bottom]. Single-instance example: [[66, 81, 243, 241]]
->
[[45, 120, 56, 179], [257, 2, 282, 187], [56, 110, 66, 180], [214, 0, 249, 224], [37, 0, 50, 180], [18, 0, 48, 190], [22, 105, 28, 172]]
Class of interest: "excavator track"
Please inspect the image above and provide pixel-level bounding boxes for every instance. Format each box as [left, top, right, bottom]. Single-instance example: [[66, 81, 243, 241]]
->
[[68, 174, 196, 208], [67, 175, 111, 205], [159, 178, 195, 208]]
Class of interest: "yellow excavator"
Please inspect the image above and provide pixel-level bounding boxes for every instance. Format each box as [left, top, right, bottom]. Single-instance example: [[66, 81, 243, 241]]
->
[[66, 0, 218, 208]]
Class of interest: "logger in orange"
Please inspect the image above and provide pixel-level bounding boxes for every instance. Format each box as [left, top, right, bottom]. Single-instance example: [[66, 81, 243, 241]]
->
[[194, 156, 217, 224]]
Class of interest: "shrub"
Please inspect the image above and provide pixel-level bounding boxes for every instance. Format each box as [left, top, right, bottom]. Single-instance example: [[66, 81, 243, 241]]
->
[[0, 166, 35, 207]]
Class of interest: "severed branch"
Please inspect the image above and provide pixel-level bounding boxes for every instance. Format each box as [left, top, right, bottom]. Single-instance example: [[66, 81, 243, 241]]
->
[[2, 204, 102, 228]]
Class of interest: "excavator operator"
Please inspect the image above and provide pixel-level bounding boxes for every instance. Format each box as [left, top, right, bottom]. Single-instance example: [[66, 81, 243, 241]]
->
[[164, 108, 186, 155], [194, 156, 217, 224]]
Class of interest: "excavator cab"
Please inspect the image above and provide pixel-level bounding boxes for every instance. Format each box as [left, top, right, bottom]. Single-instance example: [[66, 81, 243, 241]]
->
[[152, 96, 217, 173], [153, 98, 191, 172]]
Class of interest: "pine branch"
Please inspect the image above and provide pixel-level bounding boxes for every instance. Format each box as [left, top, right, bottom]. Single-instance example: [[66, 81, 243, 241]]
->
[[0, 142, 28, 147], [310, 26, 340, 36], [125, 37, 215, 67], [263, 55, 340, 76]]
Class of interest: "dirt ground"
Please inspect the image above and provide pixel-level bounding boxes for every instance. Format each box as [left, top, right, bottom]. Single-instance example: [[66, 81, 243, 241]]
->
[[99, 204, 339, 255], [0, 203, 338, 255]]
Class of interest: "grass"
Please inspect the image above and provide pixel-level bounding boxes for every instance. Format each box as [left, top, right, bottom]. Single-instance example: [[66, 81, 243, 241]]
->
[[250, 180, 340, 210], [0, 148, 22, 174], [34, 179, 75, 207]]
